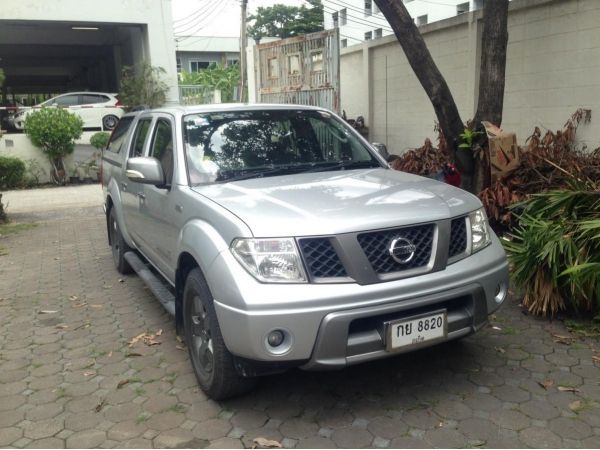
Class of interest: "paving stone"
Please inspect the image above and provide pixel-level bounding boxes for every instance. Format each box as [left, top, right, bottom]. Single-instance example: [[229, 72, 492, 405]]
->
[[519, 400, 561, 420], [230, 410, 268, 430], [189, 418, 231, 441], [548, 417, 592, 440], [122, 438, 153, 448], [66, 430, 106, 449], [146, 411, 185, 431], [24, 437, 65, 448], [296, 436, 337, 448], [490, 409, 530, 431], [153, 429, 194, 448], [424, 427, 467, 448], [519, 427, 562, 448], [367, 416, 408, 439], [23, 418, 64, 440], [389, 436, 433, 448], [107, 421, 148, 441], [331, 427, 373, 448], [0, 427, 23, 446], [205, 437, 242, 448], [280, 418, 319, 440]]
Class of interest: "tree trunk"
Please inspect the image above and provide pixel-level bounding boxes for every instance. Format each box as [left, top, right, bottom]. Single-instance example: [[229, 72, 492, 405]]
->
[[473, 0, 509, 128], [471, 0, 509, 193], [374, 0, 473, 176]]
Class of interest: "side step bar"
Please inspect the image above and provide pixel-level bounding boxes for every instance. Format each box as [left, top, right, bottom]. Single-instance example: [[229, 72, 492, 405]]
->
[[124, 251, 176, 316]]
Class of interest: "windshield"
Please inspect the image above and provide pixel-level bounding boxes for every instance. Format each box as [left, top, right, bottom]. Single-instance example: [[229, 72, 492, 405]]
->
[[183, 109, 382, 185]]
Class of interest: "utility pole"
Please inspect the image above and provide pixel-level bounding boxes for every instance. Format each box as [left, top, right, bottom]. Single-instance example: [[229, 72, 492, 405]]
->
[[240, 0, 248, 102]]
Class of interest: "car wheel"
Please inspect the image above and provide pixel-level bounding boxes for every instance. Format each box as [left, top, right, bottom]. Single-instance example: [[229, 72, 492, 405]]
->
[[108, 208, 133, 274], [183, 268, 257, 400], [102, 114, 119, 131]]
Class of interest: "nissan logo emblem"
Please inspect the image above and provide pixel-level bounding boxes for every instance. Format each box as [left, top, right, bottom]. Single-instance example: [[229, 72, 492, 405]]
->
[[389, 237, 417, 264]]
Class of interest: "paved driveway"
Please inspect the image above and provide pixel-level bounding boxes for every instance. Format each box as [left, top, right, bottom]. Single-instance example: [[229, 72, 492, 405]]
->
[[0, 186, 599, 448]]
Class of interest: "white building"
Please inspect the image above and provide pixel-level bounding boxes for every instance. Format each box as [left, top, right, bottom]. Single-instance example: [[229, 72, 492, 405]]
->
[[175, 36, 241, 76], [0, 0, 179, 103], [323, 0, 485, 47]]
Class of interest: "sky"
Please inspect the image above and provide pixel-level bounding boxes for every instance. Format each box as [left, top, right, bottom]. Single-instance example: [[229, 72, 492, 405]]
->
[[171, 0, 306, 38]]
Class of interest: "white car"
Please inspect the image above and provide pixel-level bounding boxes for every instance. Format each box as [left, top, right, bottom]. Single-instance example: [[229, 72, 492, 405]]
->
[[11, 92, 124, 131]]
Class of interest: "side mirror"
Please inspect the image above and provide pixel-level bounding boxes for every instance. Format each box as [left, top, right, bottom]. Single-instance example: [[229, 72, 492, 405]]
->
[[126, 157, 165, 186], [371, 142, 390, 160]]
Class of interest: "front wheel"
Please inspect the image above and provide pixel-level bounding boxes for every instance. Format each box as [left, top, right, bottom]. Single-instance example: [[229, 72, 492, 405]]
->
[[108, 208, 133, 274], [102, 114, 119, 131], [183, 268, 257, 399]]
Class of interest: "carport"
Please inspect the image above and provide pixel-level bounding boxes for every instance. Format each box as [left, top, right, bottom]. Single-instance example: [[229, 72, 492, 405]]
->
[[0, 20, 146, 101]]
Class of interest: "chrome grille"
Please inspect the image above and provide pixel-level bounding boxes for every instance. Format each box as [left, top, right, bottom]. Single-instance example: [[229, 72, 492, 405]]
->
[[449, 217, 468, 258], [357, 224, 435, 274], [298, 238, 347, 279]]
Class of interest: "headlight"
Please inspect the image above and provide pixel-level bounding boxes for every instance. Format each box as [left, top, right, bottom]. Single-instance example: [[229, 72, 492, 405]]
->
[[231, 238, 307, 283], [469, 208, 491, 253]]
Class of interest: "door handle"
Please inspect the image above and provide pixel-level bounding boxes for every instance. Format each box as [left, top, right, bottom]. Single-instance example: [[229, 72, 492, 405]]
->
[[121, 182, 128, 191], [137, 192, 146, 200]]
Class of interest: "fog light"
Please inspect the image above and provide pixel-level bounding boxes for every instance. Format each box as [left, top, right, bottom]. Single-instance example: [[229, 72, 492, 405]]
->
[[267, 330, 285, 347]]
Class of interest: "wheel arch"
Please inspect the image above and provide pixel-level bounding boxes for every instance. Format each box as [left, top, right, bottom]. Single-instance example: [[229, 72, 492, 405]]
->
[[175, 251, 201, 336]]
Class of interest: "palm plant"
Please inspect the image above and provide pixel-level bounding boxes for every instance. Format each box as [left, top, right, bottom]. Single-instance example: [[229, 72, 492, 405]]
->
[[504, 179, 600, 316], [179, 63, 240, 103]]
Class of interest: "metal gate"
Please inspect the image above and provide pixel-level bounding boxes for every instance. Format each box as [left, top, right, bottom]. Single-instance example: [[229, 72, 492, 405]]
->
[[254, 29, 340, 113]]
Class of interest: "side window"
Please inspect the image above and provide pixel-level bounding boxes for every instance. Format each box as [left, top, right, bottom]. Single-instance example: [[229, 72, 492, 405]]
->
[[149, 119, 174, 185], [54, 95, 80, 107], [106, 116, 134, 153], [130, 119, 152, 157], [82, 94, 108, 104]]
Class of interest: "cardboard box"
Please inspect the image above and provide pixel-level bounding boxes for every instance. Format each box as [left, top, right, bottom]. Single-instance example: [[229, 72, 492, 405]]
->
[[482, 121, 520, 182]]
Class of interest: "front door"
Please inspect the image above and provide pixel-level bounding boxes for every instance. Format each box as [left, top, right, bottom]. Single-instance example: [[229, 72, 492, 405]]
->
[[136, 115, 180, 280], [122, 116, 153, 247]]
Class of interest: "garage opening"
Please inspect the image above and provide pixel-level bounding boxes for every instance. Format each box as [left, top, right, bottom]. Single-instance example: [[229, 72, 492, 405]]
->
[[0, 20, 147, 131]]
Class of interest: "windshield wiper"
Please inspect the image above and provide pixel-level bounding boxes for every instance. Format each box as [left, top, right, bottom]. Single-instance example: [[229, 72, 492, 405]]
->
[[217, 165, 307, 183], [302, 160, 382, 174]]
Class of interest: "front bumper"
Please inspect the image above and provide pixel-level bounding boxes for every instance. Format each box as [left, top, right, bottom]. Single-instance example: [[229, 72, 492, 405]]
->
[[210, 236, 509, 369]]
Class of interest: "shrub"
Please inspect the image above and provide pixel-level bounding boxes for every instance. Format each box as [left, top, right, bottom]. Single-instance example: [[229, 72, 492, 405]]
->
[[0, 156, 26, 189], [119, 64, 169, 110], [90, 132, 111, 150], [504, 179, 600, 317], [24, 108, 83, 184]]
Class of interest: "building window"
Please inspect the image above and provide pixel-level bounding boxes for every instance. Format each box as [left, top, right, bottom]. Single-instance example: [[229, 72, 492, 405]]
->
[[226, 59, 239, 66], [456, 2, 470, 14], [374, 28, 383, 39], [340, 8, 347, 26], [190, 60, 210, 72], [288, 54, 301, 75], [341, 38, 348, 48], [332, 11, 339, 27], [364, 31, 372, 41], [364, 0, 372, 16], [311, 51, 324, 72], [416, 15, 428, 26], [473, 0, 484, 10], [176, 58, 182, 73], [268, 57, 279, 79]]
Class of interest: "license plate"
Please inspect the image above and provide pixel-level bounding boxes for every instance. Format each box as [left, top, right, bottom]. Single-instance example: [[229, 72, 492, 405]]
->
[[386, 310, 447, 351]]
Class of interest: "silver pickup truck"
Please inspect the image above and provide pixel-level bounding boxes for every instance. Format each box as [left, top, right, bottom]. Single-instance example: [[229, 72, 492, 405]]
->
[[102, 104, 509, 399]]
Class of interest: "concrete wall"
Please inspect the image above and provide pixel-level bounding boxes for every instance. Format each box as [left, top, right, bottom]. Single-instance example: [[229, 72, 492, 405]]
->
[[2, 0, 179, 104], [340, 0, 600, 154], [1, 133, 102, 184]]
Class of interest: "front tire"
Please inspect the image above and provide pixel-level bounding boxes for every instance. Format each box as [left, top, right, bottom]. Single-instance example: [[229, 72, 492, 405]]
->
[[183, 268, 257, 399], [108, 208, 133, 274]]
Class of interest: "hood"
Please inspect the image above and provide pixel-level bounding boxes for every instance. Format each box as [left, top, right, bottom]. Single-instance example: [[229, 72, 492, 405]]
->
[[192, 168, 482, 237]]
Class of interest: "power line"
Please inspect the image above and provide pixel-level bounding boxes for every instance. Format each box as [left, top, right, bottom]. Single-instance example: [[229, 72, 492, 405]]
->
[[323, 5, 393, 32], [174, 1, 223, 36], [172, 0, 211, 25], [174, 1, 231, 40]]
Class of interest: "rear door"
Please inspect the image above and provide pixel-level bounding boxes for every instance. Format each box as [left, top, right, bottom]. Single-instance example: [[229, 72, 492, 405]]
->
[[80, 94, 110, 129], [122, 116, 154, 246]]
